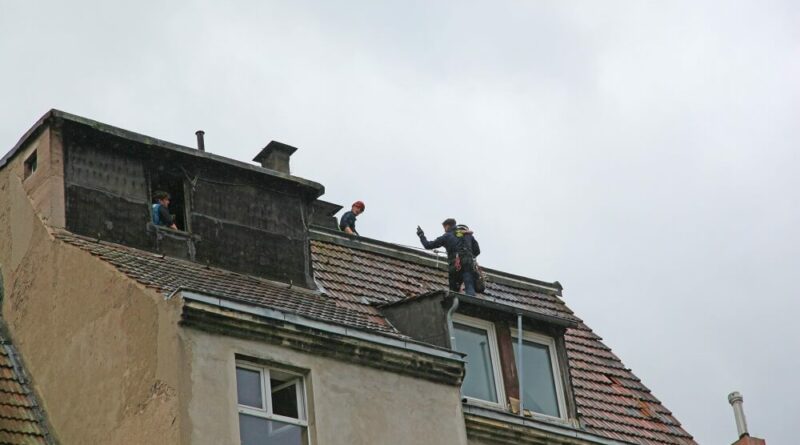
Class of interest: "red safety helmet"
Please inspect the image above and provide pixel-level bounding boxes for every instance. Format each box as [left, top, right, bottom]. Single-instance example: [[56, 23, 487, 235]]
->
[[352, 200, 366, 211]]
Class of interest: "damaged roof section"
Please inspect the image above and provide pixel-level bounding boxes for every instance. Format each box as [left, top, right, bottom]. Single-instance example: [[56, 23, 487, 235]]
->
[[0, 333, 55, 444]]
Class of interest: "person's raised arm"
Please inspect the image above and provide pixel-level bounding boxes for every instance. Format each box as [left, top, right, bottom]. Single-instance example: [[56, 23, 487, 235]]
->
[[417, 227, 445, 250]]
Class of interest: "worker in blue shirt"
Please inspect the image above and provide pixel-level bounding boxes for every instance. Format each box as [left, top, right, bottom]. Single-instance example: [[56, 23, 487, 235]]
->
[[339, 201, 365, 236], [152, 191, 177, 230], [417, 218, 481, 295]]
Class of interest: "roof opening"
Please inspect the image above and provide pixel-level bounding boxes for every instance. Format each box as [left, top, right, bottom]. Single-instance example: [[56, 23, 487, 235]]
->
[[150, 168, 189, 231], [23, 150, 37, 180]]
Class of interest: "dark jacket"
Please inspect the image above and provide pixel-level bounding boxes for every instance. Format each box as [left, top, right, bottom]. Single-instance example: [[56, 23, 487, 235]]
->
[[419, 228, 480, 263], [339, 211, 358, 235], [152, 203, 174, 227]]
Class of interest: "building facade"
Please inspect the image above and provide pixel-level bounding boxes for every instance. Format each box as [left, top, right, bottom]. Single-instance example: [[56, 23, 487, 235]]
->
[[0, 110, 696, 444]]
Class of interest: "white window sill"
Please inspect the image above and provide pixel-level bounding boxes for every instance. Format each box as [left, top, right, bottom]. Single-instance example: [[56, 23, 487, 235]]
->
[[461, 399, 574, 428]]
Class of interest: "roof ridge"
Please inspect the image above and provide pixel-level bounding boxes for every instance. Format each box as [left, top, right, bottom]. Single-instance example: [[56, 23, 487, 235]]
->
[[310, 227, 564, 295]]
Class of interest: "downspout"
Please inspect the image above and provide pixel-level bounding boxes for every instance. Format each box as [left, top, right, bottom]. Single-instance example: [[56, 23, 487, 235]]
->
[[517, 313, 524, 416], [445, 293, 460, 350]]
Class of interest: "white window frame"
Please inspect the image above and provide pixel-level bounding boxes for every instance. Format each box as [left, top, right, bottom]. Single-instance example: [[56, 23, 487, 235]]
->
[[510, 328, 568, 420], [452, 314, 507, 409], [235, 361, 310, 443]]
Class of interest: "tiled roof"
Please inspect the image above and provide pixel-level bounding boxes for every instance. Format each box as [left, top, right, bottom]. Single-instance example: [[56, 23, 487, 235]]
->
[[0, 335, 53, 444], [54, 232, 399, 337], [309, 233, 696, 445], [312, 238, 579, 324], [55, 230, 695, 445]]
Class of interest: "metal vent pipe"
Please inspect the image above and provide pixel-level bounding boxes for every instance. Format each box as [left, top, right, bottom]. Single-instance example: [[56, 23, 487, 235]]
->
[[728, 391, 749, 437], [195, 130, 205, 152]]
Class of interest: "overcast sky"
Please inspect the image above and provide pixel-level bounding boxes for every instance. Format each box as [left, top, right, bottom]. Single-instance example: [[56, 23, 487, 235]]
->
[[2, 1, 798, 443]]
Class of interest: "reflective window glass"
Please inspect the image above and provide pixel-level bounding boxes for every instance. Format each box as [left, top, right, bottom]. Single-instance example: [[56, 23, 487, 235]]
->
[[453, 322, 498, 403], [513, 338, 560, 417], [239, 414, 306, 445], [236, 367, 263, 409]]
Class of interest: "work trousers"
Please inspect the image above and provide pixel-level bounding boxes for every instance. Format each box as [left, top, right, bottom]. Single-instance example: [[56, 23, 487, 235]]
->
[[448, 268, 476, 296]]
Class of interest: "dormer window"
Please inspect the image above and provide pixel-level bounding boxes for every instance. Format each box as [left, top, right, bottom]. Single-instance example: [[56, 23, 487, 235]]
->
[[452, 315, 506, 406], [379, 290, 575, 421], [451, 313, 569, 420], [511, 328, 567, 419]]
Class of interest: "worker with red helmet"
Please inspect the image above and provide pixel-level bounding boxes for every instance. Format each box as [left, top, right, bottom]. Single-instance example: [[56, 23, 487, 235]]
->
[[339, 201, 365, 236]]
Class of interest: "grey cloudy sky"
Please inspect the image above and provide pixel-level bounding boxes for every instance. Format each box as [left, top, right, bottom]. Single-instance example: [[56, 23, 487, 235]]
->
[[2, 1, 798, 442]]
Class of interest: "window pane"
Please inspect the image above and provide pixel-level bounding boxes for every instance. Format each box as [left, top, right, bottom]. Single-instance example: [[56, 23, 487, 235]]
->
[[239, 414, 306, 445], [272, 380, 299, 419], [236, 367, 263, 408], [513, 339, 560, 417], [453, 323, 498, 402]]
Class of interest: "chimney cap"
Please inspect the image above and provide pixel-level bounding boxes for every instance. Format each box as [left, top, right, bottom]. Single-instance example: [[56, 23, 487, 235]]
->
[[253, 141, 298, 164]]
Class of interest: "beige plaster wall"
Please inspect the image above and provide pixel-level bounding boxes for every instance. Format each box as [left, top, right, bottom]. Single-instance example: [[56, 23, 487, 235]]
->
[[9, 127, 66, 230], [0, 135, 182, 445], [182, 327, 470, 445]]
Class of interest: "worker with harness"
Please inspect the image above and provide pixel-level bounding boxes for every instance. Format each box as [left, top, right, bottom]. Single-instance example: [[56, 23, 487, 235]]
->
[[417, 218, 481, 296]]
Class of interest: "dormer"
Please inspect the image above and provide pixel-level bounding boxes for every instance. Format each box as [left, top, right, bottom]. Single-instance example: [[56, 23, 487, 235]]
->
[[380, 286, 580, 426]]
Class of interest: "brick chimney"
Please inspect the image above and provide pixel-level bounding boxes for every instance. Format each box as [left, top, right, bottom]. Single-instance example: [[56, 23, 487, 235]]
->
[[253, 141, 297, 174], [728, 392, 766, 445]]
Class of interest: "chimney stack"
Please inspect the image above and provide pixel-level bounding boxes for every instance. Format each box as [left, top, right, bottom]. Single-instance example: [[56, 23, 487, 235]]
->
[[253, 141, 297, 175], [195, 130, 205, 152], [728, 392, 766, 445]]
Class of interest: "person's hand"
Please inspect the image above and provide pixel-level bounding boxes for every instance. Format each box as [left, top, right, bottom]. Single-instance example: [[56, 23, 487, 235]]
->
[[416, 226, 424, 237]]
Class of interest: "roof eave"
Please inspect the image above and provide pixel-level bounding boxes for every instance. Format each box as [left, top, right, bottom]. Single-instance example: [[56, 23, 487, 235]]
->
[[379, 290, 578, 329], [457, 292, 578, 328]]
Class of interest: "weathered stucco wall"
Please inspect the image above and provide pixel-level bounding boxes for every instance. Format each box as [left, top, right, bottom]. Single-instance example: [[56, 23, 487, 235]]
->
[[0, 135, 183, 445], [18, 126, 66, 230], [182, 326, 470, 445]]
